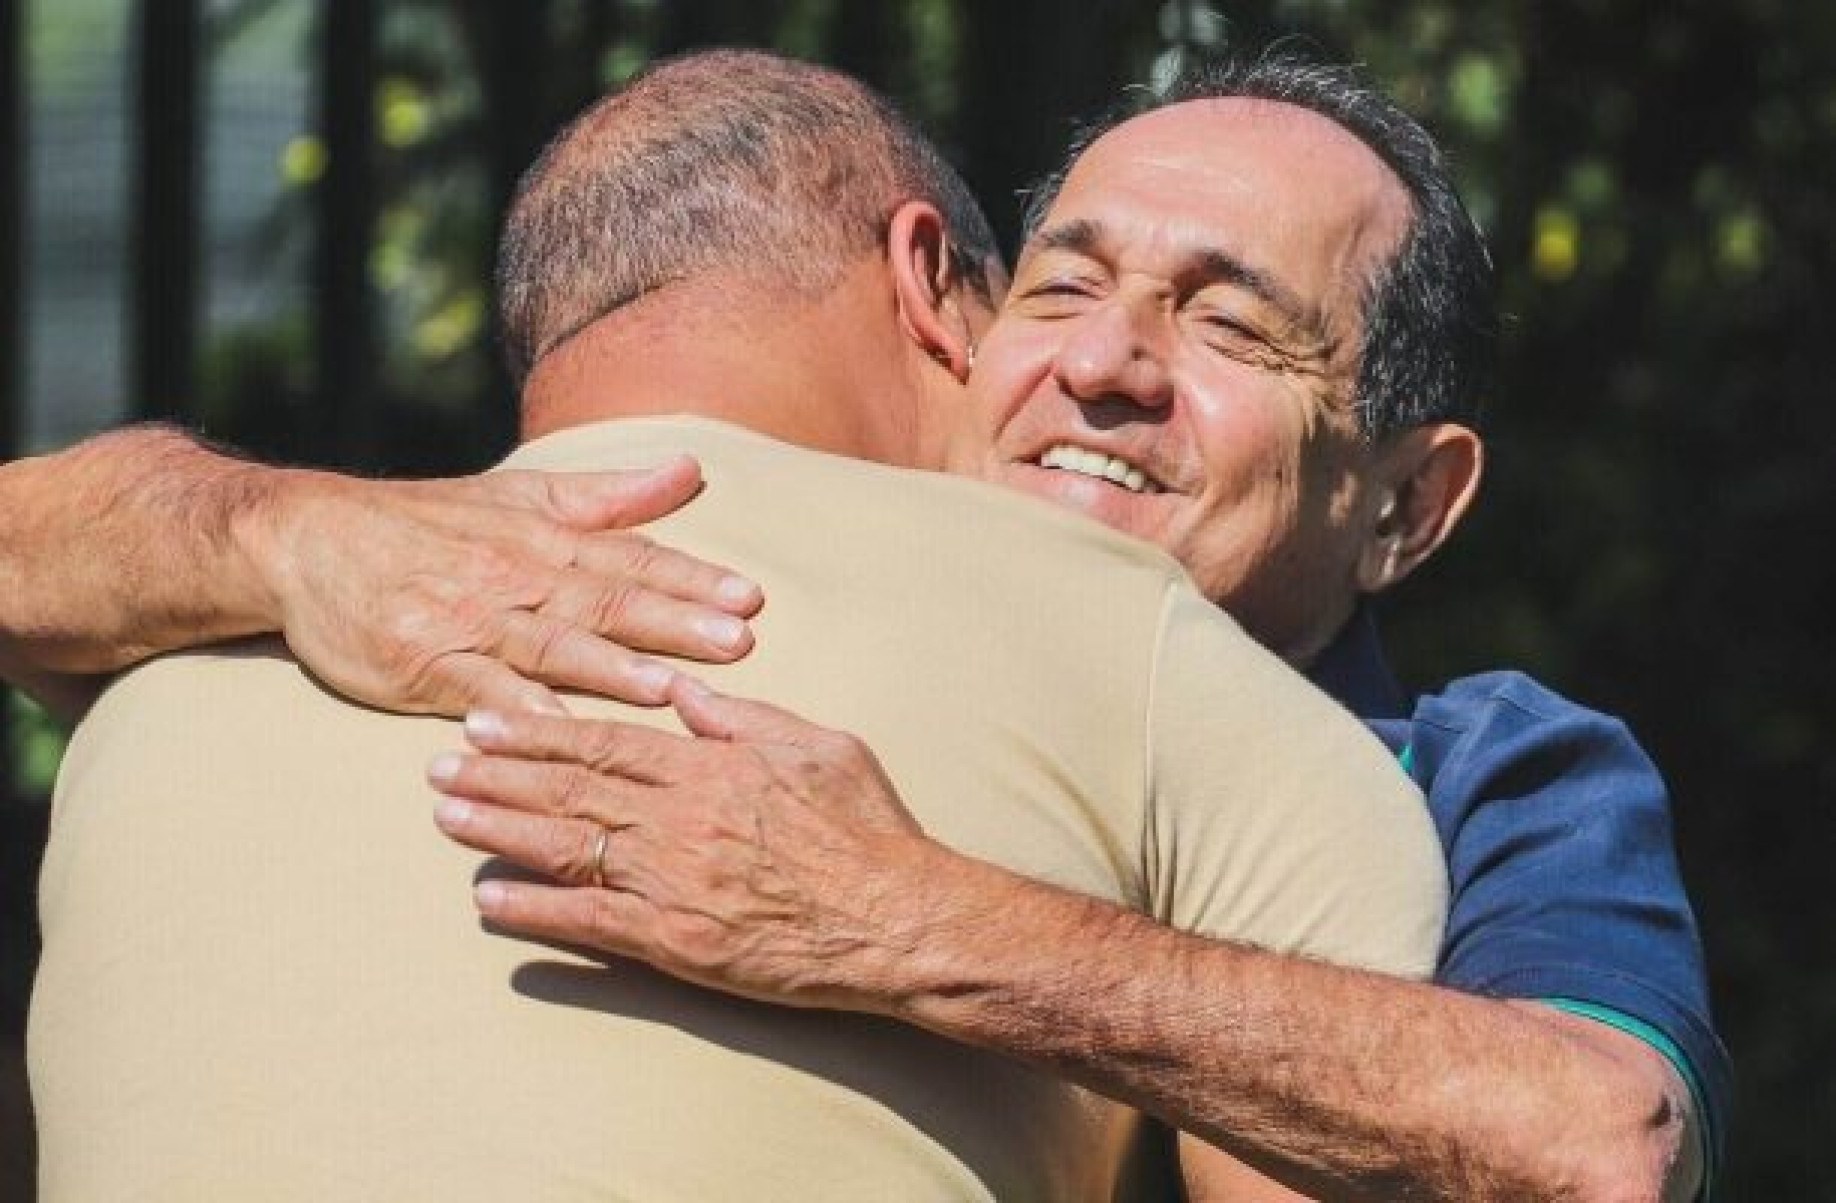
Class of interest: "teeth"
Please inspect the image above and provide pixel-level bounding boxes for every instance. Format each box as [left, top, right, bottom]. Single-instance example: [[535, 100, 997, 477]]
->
[[1038, 444, 1159, 494]]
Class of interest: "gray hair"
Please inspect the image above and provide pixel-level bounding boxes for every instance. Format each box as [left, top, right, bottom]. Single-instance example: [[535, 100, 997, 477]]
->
[[498, 48, 1002, 385]]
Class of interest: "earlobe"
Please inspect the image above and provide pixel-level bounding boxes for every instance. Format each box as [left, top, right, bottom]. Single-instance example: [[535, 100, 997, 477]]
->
[[1356, 424, 1484, 593], [887, 201, 977, 380]]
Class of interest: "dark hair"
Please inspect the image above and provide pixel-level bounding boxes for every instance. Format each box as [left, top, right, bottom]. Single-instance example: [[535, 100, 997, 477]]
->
[[496, 48, 1000, 385], [1022, 52, 1497, 439]]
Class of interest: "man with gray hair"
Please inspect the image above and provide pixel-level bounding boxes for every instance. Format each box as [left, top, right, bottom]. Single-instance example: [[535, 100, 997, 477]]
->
[[27, 50, 1443, 1201]]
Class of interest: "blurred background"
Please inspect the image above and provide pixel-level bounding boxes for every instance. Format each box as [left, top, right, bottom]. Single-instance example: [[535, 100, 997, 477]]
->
[[1, 1, 1832, 1197]]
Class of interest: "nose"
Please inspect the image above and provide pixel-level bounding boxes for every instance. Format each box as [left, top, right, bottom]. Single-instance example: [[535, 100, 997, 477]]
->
[[1052, 294, 1175, 412]]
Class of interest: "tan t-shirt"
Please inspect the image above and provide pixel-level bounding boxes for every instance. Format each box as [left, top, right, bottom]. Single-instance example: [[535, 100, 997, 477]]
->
[[31, 417, 1445, 1202]]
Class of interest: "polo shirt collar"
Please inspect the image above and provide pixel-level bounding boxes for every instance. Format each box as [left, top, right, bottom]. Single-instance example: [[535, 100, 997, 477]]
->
[[1305, 604, 1410, 723]]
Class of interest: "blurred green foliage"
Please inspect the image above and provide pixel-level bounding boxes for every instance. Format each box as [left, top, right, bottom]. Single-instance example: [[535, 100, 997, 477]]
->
[[7, 0, 1835, 1195], [3, 694, 60, 800]]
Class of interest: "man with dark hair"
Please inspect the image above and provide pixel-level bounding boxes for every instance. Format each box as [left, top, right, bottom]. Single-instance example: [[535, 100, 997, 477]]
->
[[1024, 56, 1497, 441], [27, 50, 1444, 1202], [6, 47, 1722, 1201], [971, 57, 1722, 1197], [440, 55, 1725, 1201]]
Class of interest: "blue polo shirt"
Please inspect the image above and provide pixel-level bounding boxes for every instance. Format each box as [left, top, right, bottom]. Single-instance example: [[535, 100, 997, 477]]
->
[[1309, 608, 1731, 1187]]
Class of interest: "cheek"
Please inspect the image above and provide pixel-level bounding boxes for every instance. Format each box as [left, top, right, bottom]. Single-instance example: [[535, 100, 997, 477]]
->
[[968, 324, 1062, 437], [1185, 383, 1309, 502], [1176, 382, 1318, 593]]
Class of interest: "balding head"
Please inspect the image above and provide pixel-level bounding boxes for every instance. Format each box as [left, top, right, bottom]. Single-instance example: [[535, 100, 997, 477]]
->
[[496, 49, 1000, 385]]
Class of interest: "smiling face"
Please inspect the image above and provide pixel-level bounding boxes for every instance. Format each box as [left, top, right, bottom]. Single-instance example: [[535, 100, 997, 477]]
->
[[949, 98, 1414, 663]]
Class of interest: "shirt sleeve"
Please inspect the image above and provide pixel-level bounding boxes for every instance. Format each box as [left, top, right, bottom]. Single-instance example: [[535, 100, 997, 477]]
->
[[1141, 583, 1447, 980], [1414, 671, 1732, 1176]]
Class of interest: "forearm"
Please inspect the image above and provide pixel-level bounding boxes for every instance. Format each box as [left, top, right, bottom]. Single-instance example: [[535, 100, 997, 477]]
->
[[877, 845, 1694, 1202], [0, 425, 283, 685]]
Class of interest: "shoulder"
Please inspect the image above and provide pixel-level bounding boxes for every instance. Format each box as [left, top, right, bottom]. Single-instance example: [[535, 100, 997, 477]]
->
[[1406, 670, 1680, 932], [1144, 585, 1446, 978], [76, 639, 302, 734], [1414, 669, 1639, 750], [64, 639, 398, 802], [1406, 666, 1674, 874], [1406, 671, 1662, 824]]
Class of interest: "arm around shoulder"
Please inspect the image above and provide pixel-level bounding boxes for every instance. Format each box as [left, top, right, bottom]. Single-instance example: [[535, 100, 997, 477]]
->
[[0, 425, 762, 720]]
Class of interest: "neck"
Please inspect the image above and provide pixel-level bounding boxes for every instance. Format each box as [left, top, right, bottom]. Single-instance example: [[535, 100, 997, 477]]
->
[[520, 265, 940, 469]]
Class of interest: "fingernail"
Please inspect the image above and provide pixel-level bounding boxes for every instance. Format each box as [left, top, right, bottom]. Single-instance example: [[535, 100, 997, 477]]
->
[[428, 753, 464, 785], [433, 796, 472, 830], [693, 614, 747, 650], [717, 575, 760, 609], [631, 658, 677, 696], [465, 710, 510, 742], [475, 880, 507, 912]]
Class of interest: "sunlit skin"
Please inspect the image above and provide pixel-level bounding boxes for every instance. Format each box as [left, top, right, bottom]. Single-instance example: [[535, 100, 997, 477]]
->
[[950, 99, 1415, 664]]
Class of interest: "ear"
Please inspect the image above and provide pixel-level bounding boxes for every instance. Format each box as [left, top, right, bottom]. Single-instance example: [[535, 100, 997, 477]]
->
[[1356, 422, 1484, 593], [886, 200, 979, 380]]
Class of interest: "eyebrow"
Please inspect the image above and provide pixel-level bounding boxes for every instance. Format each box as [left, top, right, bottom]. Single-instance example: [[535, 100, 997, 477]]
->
[[1028, 217, 1329, 342], [1029, 218, 1106, 257]]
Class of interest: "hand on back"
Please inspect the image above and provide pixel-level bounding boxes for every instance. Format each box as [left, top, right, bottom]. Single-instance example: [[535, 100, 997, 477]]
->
[[258, 455, 762, 716]]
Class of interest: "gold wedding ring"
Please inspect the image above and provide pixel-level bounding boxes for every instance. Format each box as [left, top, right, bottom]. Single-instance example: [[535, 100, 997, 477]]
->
[[590, 826, 611, 889]]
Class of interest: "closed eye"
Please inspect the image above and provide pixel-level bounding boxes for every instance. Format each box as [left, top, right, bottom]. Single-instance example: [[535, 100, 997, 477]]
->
[[1193, 309, 1266, 345], [1200, 312, 1256, 336], [1028, 275, 1100, 298], [1190, 310, 1290, 368], [1015, 275, 1103, 317]]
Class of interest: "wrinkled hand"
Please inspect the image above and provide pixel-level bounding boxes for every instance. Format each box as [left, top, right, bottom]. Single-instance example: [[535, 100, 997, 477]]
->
[[260, 456, 762, 716], [428, 679, 940, 1011]]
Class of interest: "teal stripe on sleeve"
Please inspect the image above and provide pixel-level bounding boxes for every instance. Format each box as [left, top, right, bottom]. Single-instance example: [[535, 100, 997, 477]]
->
[[1542, 997, 1717, 1202]]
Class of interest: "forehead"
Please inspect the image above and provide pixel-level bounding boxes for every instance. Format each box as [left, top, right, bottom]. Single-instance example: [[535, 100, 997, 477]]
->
[[1035, 98, 1410, 302]]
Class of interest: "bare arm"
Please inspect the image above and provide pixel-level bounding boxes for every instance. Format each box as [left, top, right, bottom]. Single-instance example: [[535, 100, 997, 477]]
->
[[0, 427, 279, 716], [431, 690, 1700, 1203], [883, 873, 1695, 1202], [0, 425, 761, 721]]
